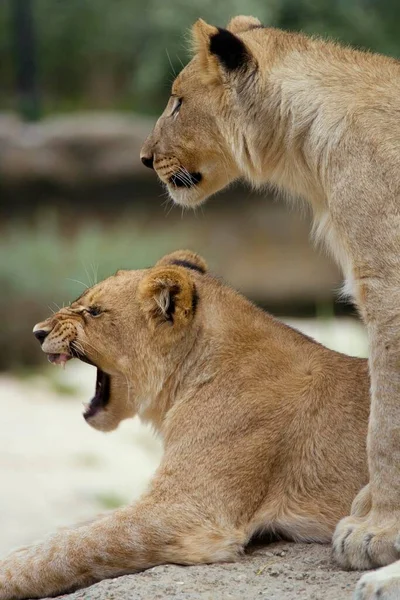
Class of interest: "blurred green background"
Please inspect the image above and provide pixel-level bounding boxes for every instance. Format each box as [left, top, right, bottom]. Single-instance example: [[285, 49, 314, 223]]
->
[[1, 0, 399, 115], [1, 0, 395, 368]]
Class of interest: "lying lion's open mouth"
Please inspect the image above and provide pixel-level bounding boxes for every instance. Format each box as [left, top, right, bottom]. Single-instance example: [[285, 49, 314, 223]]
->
[[82, 367, 111, 420], [47, 353, 71, 368], [169, 170, 202, 188], [47, 344, 111, 420]]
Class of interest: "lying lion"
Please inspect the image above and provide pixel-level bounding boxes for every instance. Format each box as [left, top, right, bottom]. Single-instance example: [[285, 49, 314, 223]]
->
[[0, 250, 369, 599]]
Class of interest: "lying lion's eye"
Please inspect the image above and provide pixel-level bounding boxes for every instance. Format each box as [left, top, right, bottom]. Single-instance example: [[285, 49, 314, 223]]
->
[[171, 98, 182, 117], [86, 306, 101, 317]]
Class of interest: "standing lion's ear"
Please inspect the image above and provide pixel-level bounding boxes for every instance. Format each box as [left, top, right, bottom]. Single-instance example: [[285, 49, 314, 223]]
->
[[209, 28, 250, 71], [192, 19, 254, 82], [226, 16, 262, 34], [138, 267, 197, 329]]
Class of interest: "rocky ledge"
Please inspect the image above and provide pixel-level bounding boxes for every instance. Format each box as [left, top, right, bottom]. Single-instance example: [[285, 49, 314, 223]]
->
[[45, 541, 362, 600]]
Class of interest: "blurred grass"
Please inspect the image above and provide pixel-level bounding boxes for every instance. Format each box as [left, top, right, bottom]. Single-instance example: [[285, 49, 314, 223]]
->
[[0, 212, 189, 369], [95, 491, 126, 510]]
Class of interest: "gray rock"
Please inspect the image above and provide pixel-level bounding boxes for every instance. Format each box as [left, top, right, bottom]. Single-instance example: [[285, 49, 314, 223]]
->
[[0, 112, 155, 185]]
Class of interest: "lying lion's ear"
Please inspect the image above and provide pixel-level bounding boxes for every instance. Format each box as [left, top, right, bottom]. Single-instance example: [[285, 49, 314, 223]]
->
[[156, 250, 207, 275], [192, 18, 253, 80], [138, 267, 197, 329]]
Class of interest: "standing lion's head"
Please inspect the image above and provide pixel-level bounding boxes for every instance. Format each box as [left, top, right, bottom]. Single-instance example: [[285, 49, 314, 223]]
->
[[140, 16, 273, 207]]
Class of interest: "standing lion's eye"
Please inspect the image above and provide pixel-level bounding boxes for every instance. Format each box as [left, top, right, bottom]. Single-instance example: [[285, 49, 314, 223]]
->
[[86, 306, 102, 317], [171, 98, 182, 117]]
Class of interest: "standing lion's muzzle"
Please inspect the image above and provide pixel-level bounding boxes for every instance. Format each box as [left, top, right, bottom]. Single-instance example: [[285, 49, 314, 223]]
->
[[141, 153, 154, 170]]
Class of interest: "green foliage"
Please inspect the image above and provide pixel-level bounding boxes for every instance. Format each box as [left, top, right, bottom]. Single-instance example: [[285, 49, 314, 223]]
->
[[1, 0, 399, 115]]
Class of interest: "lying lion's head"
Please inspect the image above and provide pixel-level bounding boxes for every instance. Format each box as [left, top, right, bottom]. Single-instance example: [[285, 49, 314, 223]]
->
[[140, 15, 285, 207], [33, 250, 207, 432]]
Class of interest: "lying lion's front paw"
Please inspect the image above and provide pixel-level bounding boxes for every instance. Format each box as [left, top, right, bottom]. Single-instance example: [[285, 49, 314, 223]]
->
[[0, 548, 38, 600], [0, 574, 13, 600], [333, 515, 400, 570], [354, 559, 400, 600]]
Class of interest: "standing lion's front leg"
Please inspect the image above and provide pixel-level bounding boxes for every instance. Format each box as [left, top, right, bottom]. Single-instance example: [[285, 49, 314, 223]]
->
[[332, 281, 400, 569], [327, 167, 400, 572]]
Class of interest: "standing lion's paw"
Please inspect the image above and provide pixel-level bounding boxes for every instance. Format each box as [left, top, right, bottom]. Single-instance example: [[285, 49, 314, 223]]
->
[[333, 515, 400, 570], [354, 560, 400, 599]]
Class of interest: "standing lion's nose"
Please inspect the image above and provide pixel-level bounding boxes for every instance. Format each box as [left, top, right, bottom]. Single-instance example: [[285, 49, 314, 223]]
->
[[33, 325, 49, 345], [140, 153, 154, 170]]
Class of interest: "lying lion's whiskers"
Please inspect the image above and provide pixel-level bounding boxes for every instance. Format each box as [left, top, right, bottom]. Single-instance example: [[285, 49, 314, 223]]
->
[[71, 340, 85, 356], [124, 374, 131, 412], [80, 339, 99, 357], [81, 260, 96, 288], [66, 278, 90, 290], [91, 262, 99, 286]]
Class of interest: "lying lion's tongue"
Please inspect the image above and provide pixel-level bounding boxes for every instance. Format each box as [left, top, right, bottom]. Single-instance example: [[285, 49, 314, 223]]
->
[[48, 353, 70, 368]]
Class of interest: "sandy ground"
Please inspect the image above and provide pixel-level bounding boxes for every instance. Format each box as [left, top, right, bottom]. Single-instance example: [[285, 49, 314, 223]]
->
[[45, 541, 363, 600], [0, 318, 368, 598]]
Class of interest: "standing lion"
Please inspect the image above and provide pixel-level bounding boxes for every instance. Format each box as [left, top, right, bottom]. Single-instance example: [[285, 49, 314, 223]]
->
[[140, 16, 400, 599]]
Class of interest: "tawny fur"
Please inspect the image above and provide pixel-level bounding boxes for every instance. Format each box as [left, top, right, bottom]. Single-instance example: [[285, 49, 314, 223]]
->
[[140, 16, 400, 577], [0, 250, 370, 599]]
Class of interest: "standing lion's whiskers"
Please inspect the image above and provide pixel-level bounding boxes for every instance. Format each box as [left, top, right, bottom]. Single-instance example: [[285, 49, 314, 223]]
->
[[180, 167, 195, 184], [164, 198, 176, 217], [165, 48, 176, 78], [160, 189, 176, 216], [173, 170, 192, 189], [176, 54, 185, 69]]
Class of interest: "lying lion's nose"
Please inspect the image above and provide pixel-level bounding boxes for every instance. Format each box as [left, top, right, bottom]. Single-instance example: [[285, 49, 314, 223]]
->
[[33, 325, 49, 345], [34, 330, 48, 344], [140, 153, 154, 170]]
